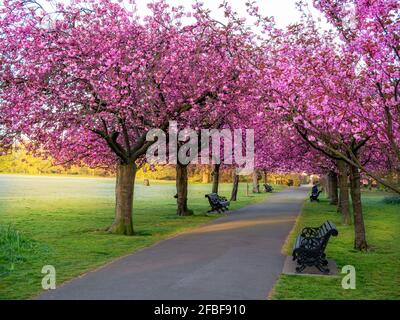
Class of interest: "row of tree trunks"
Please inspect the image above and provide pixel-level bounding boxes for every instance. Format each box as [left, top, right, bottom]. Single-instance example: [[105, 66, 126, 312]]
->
[[111, 161, 195, 235], [177, 163, 238, 213], [329, 161, 368, 250], [176, 163, 238, 216], [325, 161, 367, 250], [111, 161, 367, 251], [111, 159, 368, 252], [111, 161, 366, 251]]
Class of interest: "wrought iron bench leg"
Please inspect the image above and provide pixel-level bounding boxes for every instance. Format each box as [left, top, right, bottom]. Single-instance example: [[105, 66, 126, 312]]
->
[[295, 264, 307, 273], [315, 263, 330, 274]]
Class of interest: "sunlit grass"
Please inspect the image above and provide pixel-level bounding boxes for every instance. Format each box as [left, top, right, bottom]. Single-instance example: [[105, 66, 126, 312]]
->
[[271, 192, 400, 300], [0, 175, 283, 299]]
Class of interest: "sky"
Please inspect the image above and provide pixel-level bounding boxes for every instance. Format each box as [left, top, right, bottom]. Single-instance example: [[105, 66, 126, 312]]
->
[[132, 0, 326, 28], [42, 0, 330, 29]]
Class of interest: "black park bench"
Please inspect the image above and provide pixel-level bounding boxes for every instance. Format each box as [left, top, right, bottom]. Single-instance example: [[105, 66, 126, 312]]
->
[[310, 189, 322, 202], [292, 220, 338, 274], [263, 183, 273, 193], [205, 193, 230, 213]]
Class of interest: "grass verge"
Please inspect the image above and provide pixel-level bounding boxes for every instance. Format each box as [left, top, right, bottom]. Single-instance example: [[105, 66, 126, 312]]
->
[[0, 178, 283, 299], [271, 191, 400, 300]]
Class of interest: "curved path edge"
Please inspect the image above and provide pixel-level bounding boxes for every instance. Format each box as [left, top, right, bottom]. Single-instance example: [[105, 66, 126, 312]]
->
[[38, 186, 309, 300]]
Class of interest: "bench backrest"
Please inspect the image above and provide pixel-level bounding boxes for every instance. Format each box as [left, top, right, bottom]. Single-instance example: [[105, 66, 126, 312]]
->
[[318, 220, 338, 237], [317, 221, 338, 251], [205, 193, 220, 205], [311, 190, 322, 197]]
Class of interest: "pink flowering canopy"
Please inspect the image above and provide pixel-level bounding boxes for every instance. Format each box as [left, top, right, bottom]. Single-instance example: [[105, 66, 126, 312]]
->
[[1, 0, 399, 190], [0, 0, 261, 169], [314, 0, 400, 170], [251, 9, 400, 192]]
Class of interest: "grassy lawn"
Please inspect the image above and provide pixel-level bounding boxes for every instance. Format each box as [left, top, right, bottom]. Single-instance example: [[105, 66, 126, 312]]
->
[[0, 174, 283, 299], [271, 191, 400, 300]]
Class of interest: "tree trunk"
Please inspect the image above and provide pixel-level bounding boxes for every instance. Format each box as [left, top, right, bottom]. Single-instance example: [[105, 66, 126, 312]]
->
[[230, 169, 239, 201], [211, 163, 221, 194], [107, 162, 136, 235], [328, 170, 338, 205], [176, 162, 193, 216], [263, 170, 268, 184], [252, 170, 260, 193], [349, 164, 368, 250], [324, 173, 330, 198], [337, 160, 351, 225]]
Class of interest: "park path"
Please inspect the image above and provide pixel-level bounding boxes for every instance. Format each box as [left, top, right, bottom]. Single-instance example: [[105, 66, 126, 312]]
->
[[38, 186, 309, 300]]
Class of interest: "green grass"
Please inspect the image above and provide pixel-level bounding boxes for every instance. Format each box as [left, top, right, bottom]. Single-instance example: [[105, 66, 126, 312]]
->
[[0, 225, 48, 276], [271, 191, 400, 300], [382, 194, 400, 205], [0, 174, 283, 299]]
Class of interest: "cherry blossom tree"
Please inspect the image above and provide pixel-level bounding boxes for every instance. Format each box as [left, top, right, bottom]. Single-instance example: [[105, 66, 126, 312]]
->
[[314, 0, 400, 183], [263, 18, 378, 249], [261, 1, 400, 249], [2, 0, 395, 249], [0, 0, 258, 234]]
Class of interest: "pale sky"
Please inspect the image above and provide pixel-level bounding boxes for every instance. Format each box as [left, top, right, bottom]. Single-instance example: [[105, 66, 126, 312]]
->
[[42, 0, 329, 30], [133, 0, 327, 28]]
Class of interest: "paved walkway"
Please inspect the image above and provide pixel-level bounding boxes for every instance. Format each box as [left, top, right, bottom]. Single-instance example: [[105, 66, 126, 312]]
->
[[38, 186, 308, 300]]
